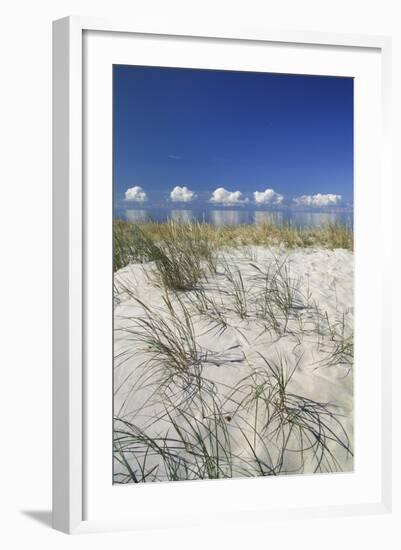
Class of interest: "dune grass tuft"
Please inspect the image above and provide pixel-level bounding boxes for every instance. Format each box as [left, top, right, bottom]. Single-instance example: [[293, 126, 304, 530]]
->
[[114, 331, 353, 482], [114, 220, 217, 290]]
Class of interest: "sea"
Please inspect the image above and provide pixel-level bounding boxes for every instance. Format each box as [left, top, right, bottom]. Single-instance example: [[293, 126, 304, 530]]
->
[[114, 207, 353, 229]]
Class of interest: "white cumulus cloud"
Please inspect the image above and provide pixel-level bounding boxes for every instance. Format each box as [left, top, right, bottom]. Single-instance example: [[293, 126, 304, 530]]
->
[[210, 187, 248, 205], [170, 185, 196, 202], [125, 186, 147, 202], [293, 193, 342, 207], [253, 188, 284, 205]]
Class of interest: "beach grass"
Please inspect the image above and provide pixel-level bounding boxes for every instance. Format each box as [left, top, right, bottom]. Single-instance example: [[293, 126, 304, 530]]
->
[[113, 219, 353, 272], [114, 297, 353, 482]]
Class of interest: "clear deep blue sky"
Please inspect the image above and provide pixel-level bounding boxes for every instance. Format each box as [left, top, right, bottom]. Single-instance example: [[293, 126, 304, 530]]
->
[[113, 65, 353, 208]]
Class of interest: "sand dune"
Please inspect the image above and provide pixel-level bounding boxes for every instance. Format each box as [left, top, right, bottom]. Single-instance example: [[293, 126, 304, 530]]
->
[[113, 246, 353, 482]]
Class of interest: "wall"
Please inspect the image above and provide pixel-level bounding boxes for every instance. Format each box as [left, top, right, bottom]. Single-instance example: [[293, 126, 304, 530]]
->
[[0, 1, 399, 548]]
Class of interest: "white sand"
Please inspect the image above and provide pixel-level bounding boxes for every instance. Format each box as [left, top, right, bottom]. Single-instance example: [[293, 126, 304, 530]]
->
[[113, 246, 353, 481]]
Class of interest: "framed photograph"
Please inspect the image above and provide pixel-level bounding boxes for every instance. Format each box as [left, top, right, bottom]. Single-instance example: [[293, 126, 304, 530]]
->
[[52, 17, 392, 534]]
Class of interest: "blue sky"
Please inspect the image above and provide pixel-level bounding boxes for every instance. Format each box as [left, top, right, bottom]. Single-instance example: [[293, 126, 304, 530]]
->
[[113, 65, 353, 210]]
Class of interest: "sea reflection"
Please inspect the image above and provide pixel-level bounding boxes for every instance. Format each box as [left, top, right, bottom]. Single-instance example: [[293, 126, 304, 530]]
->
[[124, 209, 150, 223], [254, 211, 284, 225], [170, 210, 195, 223], [209, 210, 249, 226], [291, 212, 339, 228]]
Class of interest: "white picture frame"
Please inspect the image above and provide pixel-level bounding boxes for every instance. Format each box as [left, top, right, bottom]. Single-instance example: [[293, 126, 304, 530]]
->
[[52, 16, 392, 534]]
